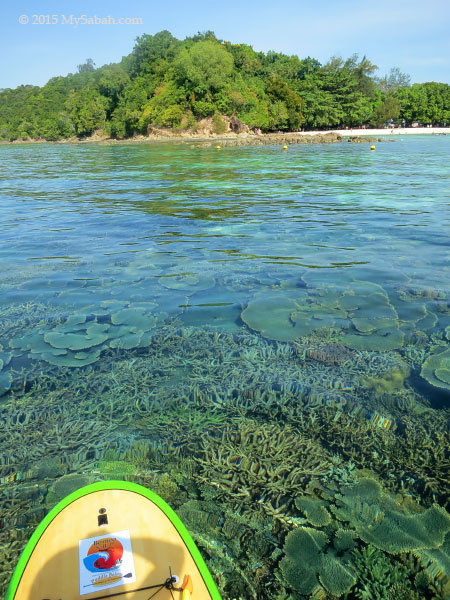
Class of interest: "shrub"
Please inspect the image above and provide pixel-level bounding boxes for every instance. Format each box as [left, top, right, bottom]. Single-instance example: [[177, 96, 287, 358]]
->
[[212, 113, 227, 134], [180, 110, 198, 131], [158, 104, 184, 128], [109, 117, 127, 139], [192, 100, 215, 117]]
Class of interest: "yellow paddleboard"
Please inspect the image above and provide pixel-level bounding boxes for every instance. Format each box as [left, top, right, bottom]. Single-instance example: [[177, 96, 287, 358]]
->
[[6, 480, 221, 600]]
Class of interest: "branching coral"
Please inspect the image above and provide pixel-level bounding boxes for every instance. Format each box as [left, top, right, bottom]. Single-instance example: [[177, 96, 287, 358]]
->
[[194, 420, 333, 508], [352, 545, 411, 599], [2, 318, 450, 599]]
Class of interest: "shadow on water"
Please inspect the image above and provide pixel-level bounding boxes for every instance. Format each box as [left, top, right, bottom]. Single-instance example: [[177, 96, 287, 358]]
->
[[410, 371, 450, 410]]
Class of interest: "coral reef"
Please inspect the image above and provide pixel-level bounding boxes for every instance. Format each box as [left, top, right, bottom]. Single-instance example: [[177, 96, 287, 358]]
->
[[159, 270, 215, 292], [421, 346, 450, 391], [9, 302, 166, 367], [194, 420, 333, 508], [294, 497, 332, 528], [241, 288, 347, 342], [239, 278, 412, 353], [2, 319, 450, 598], [352, 545, 412, 599], [280, 526, 356, 597], [280, 477, 450, 598], [0, 343, 13, 396], [45, 473, 95, 505], [298, 341, 355, 366], [362, 363, 410, 396], [330, 477, 450, 553]]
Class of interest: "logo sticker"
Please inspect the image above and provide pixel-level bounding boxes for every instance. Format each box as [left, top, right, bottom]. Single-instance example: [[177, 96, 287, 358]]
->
[[79, 530, 136, 595]]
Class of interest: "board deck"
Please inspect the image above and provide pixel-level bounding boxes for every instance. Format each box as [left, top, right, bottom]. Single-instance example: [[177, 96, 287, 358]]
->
[[6, 480, 221, 600]]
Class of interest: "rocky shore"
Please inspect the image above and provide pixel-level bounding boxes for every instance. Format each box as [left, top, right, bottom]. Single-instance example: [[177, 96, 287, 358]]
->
[[1, 131, 397, 147], [190, 133, 397, 148], [198, 132, 343, 147], [2, 131, 342, 146]]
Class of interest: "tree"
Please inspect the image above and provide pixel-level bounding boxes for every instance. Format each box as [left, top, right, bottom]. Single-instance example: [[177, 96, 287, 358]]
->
[[397, 82, 450, 124], [298, 55, 378, 127], [298, 75, 343, 128], [297, 57, 321, 80], [174, 40, 234, 97], [110, 79, 149, 136], [77, 58, 96, 73], [369, 91, 400, 126], [226, 43, 262, 75], [350, 54, 378, 97], [158, 104, 184, 128], [130, 31, 179, 76], [98, 65, 130, 103], [66, 89, 107, 135], [265, 73, 303, 129], [0, 29, 447, 139], [212, 112, 227, 133], [262, 51, 303, 83], [378, 67, 411, 92]]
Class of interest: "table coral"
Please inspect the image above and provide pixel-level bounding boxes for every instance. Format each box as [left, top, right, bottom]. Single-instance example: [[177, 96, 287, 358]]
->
[[421, 346, 450, 391]]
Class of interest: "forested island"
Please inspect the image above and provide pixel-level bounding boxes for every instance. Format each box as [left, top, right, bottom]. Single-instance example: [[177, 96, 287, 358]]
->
[[1, 30, 449, 141]]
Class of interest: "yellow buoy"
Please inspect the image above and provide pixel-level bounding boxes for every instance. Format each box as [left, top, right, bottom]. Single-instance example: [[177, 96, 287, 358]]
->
[[216, 145, 221, 149], [370, 145, 376, 150], [283, 145, 288, 150]]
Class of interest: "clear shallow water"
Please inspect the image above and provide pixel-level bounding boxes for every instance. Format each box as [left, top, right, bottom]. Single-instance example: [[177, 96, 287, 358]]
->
[[1, 136, 450, 598], [1, 137, 450, 374], [1, 137, 449, 317]]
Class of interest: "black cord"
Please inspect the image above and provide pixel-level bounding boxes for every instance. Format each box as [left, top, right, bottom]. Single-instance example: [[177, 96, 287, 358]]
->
[[147, 573, 181, 600], [92, 570, 182, 600]]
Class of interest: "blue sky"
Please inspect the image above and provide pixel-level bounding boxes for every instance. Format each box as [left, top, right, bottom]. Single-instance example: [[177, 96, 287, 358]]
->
[[1, 0, 449, 89]]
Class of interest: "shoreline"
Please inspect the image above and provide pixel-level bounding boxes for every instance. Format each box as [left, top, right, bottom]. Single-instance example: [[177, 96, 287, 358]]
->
[[1, 127, 448, 147], [329, 127, 450, 136]]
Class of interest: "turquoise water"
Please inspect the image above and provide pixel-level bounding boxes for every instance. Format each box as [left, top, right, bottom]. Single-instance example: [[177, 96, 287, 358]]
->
[[1, 138, 449, 331], [1, 136, 450, 598]]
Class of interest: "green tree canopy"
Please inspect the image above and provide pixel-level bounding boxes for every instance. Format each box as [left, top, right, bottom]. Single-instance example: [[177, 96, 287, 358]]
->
[[77, 58, 96, 73], [378, 67, 411, 91], [174, 40, 234, 97], [0, 29, 447, 141], [66, 88, 107, 136]]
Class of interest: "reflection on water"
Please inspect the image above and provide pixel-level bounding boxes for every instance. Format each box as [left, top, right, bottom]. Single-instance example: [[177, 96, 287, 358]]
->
[[1, 137, 450, 599]]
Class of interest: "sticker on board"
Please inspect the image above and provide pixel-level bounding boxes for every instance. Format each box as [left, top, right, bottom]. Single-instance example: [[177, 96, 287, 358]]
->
[[79, 529, 136, 595]]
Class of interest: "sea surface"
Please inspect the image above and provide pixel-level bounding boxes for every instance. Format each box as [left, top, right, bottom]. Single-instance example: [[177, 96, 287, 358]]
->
[[1, 136, 450, 598]]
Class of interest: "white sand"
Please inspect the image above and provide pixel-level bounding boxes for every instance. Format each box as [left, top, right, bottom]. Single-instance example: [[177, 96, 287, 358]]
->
[[296, 127, 450, 136]]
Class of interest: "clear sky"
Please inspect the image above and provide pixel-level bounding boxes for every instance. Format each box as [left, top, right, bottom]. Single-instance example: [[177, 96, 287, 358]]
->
[[1, 0, 449, 89]]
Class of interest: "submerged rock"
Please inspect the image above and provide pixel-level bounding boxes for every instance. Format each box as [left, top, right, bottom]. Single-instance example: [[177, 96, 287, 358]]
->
[[218, 132, 343, 147]]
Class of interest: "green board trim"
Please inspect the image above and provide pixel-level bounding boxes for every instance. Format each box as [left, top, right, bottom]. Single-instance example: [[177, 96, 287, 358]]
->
[[6, 479, 222, 600]]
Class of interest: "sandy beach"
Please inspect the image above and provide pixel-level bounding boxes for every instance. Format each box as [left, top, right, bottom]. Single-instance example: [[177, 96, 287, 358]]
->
[[313, 127, 450, 136]]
